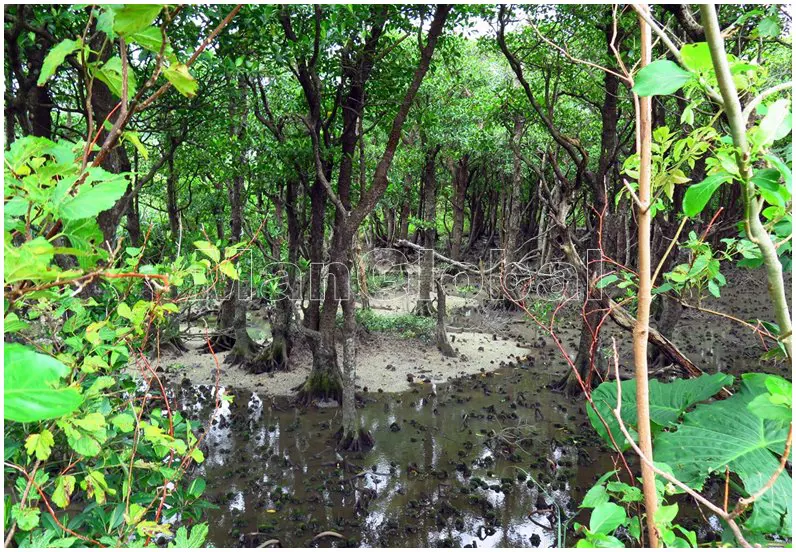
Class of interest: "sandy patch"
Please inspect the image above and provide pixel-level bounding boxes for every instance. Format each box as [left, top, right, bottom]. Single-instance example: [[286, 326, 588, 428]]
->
[[153, 329, 529, 396]]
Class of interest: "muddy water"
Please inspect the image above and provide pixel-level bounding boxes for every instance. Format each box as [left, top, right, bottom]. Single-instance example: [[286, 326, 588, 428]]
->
[[174, 358, 611, 548], [169, 268, 790, 547]]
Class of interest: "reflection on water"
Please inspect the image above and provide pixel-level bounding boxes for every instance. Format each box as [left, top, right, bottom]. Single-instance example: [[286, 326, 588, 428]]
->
[[173, 360, 613, 548]]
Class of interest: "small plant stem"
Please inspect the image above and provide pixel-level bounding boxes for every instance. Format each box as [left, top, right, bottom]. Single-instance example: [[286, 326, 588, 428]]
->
[[633, 5, 659, 546], [700, 4, 792, 359]]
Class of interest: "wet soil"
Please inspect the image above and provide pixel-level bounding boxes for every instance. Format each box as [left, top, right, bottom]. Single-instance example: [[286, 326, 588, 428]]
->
[[160, 268, 790, 547]]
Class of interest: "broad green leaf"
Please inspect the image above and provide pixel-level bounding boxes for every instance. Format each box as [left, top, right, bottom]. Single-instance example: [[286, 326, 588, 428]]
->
[[4, 343, 83, 423], [683, 173, 731, 217], [757, 15, 780, 37], [747, 394, 791, 421], [111, 413, 136, 432], [218, 259, 238, 280], [187, 477, 206, 498], [24, 430, 55, 461], [633, 60, 693, 97], [655, 374, 792, 537], [751, 168, 781, 192], [595, 274, 618, 289], [4, 313, 29, 334], [11, 504, 40, 531], [37, 39, 82, 86], [112, 5, 163, 37], [764, 154, 792, 192], [589, 502, 626, 534], [680, 43, 712, 72], [129, 27, 164, 53], [606, 481, 642, 503], [81, 470, 116, 504], [163, 63, 198, 98], [169, 524, 209, 548], [588, 372, 733, 450], [654, 503, 678, 526], [581, 483, 609, 508], [60, 177, 128, 220]]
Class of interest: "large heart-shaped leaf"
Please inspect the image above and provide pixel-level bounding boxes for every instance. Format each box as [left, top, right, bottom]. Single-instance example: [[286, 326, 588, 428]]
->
[[655, 374, 792, 537], [4, 344, 83, 423], [588, 372, 733, 450]]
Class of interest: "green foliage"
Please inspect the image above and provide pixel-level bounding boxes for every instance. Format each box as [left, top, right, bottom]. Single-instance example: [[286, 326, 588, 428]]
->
[[587, 372, 732, 450], [352, 309, 436, 340], [4, 133, 218, 546], [633, 60, 693, 97], [588, 373, 792, 542], [656, 374, 792, 538], [4, 344, 84, 423]]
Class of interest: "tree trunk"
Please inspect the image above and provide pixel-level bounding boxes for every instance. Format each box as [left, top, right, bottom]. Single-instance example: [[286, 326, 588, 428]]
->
[[415, 144, 441, 316], [449, 154, 469, 260], [435, 280, 455, 357], [504, 117, 525, 266]]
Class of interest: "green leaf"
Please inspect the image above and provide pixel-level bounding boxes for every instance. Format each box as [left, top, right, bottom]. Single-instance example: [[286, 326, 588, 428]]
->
[[683, 173, 731, 217], [111, 413, 136, 433], [680, 43, 712, 72], [93, 56, 137, 100], [121, 131, 148, 160], [24, 430, 55, 461], [654, 503, 679, 526], [606, 481, 643, 503], [11, 504, 40, 531], [193, 241, 220, 263], [633, 60, 693, 97], [757, 15, 780, 37], [589, 502, 626, 535], [4, 312, 29, 334], [81, 470, 116, 505], [747, 394, 791, 421], [758, 99, 790, 147], [751, 168, 781, 192], [764, 154, 792, 192], [60, 176, 128, 220], [655, 374, 792, 537], [587, 372, 733, 450], [187, 477, 206, 498], [168, 523, 208, 548], [37, 39, 83, 86], [51, 475, 77, 509], [112, 4, 163, 37], [163, 63, 198, 98], [581, 483, 610, 508], [4, 343, 83, 423], [218, 259, 238, 280], [596, 274, 619, 289], [129, 27, 164, 53]]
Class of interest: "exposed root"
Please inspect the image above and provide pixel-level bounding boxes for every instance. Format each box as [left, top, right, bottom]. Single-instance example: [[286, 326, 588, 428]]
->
[[294, 369, 343, 406], [335, 426, 375, 453], [242, 338, 289, 374], [413, 299, 436, 317], [198, 333, 235, 353]]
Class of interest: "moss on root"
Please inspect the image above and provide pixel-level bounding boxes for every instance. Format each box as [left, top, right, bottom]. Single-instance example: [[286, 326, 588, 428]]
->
[[295, 369, 343, 406]]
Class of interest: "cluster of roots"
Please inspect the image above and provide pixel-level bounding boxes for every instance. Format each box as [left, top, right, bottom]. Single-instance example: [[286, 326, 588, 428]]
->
[[335, 427, 375, 452]]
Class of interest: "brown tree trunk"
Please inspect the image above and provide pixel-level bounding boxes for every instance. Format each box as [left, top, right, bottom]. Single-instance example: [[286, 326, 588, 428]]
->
[[504, 117, 525, 266], [449, 154, 469, 260], [415, 144, 441, 316]]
